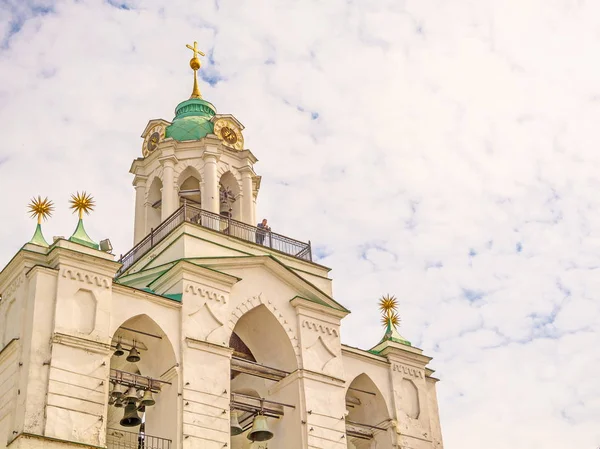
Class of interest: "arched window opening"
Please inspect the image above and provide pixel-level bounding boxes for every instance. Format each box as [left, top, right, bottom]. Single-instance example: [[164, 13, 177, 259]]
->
[[178, 167, 202, 208], [345, 374, 393, 449], [219, 171, 241, 221], [147, 178, 162, 231], [229, 306, 300, 448], [107, 315, 178, 449]]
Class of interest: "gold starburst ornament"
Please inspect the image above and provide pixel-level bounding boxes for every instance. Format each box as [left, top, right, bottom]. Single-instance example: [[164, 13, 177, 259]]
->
[[70, 191, 95, 219], [28, 196, 54, 224], [378, 294, 398, 316]]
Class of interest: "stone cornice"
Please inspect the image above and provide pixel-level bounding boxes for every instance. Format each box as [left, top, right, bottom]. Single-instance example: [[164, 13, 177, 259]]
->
[[52, 332, 112, 355], [272, 368, 345, 393], [46, 240, 118, 268], [0, 247, 48, 289], [148, 259, 240, 293], [112, 284, 182, 309], [291, 296, 349, 319], [341, 345, 390, 367], [185, 337, 233, 358]]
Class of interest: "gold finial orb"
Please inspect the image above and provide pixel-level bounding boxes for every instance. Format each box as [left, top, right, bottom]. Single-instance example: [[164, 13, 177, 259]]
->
[[69, 191, 95, 220], [28, 196, 54, 224], [190, 57, 201, 71]]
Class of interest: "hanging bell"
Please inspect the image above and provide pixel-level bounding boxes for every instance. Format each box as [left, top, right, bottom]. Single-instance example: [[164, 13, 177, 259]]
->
[[140, 389, 155, 407], [125, 386, 139, 403], [230, 411, 243, 436], [112, 383, 126, 398], [120, 401, 142, 427], [113, 341, 125, 357], [126, 345, 141, 363], [113, 398, 124, 408], [247, 414, 273, 442]]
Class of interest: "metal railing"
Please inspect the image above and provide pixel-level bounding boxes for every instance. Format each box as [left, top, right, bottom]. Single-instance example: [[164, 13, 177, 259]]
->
[[107, 428, 171, 449], [117, 204, 312, 275]]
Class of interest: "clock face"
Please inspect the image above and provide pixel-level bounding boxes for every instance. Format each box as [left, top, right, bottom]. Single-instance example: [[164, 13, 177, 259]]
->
[[143, 125, 164, 157], [214, 118, 243, 150], [220, 126, 237, 144]]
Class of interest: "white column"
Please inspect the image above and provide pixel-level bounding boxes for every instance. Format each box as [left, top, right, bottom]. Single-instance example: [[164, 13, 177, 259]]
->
[[133, 176, 147, 244], [161, 158, 176, 221], [240, 169, 254, 225], [202, 153, 219, 214]]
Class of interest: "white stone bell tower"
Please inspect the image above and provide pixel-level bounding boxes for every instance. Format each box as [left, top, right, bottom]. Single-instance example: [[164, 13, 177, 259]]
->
[[130, 45, 260, 245]]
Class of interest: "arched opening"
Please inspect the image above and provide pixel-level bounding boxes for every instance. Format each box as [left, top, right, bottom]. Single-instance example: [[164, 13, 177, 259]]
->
[[107, 315, 178, 449], [345, 374, 393, 449], [178, 167, 202, 208], [229, 305, 300, 448], [219, 171, 241, 221], [147, 178, 162, 231]]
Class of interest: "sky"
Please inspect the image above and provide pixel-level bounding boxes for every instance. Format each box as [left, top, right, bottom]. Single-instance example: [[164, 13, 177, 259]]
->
[[1, 0, 599, 447]]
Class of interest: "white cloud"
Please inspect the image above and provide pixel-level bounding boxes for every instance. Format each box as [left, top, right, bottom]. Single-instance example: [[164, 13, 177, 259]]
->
[[1, 0, 600, 447]]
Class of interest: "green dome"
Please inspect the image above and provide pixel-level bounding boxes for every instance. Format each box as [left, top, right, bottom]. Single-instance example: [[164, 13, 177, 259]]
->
[[165, 98, 217, 142]]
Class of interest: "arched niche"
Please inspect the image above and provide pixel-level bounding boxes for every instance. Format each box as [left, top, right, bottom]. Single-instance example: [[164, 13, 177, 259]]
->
[[229, 305, 301, 449], [345, 374, 393, 449], [178, 166, 202, 207], [146, 177, 162, 231], [107, 314, 178, 449], [219, 171, 241, 221]]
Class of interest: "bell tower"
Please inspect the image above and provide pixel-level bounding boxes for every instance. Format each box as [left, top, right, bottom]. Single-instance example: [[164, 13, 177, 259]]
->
[[130, 41, 260, 244]]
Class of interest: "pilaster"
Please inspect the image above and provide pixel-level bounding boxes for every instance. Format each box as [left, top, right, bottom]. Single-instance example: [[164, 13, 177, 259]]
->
[[201, 146, 220, 215], [133, 175, 148, 245], [378, 343, 442, 449], [159, 150, 178, 221]]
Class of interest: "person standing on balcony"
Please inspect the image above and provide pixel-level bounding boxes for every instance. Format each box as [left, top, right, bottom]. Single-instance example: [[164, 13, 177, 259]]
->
[[256, 218, 270, 245]]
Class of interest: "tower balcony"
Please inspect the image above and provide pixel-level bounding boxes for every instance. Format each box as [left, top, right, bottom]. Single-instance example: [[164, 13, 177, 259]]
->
[[118, 204, 312, 276]]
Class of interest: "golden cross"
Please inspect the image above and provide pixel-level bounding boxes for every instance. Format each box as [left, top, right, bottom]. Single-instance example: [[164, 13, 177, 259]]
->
[[186, 41, 205, 59]]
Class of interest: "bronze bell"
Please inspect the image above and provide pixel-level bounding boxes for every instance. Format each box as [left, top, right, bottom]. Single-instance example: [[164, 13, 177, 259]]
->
[[126, 346, 140, 363], [120, 401, 142, 427], [124, 386, 138, 403], [247, 414, 273, 442], [140, 389, 155, 407], [112, 383, 126, 398], [113, 341, 125, 357], [230, 411, 243, 436]]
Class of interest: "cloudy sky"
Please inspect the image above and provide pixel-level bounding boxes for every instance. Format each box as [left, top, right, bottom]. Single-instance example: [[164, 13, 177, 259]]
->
[[1, 0, 600, 447]]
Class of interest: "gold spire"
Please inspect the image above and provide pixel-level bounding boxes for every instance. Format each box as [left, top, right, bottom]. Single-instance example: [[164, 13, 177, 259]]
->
[[186, 41, 205, 99], [28, 196, 54, 224], [69, 191, 95, 219]]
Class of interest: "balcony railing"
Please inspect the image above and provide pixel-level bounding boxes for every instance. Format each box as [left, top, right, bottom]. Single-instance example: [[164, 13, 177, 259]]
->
[[117, 204, 312, 276], [107, 428, 171, 449]]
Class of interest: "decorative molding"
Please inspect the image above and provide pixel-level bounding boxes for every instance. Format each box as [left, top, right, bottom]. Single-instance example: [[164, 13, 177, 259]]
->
[[301, 319, 339, 337], [392, 363, 424, 379], [173, 160, 203, 185], [52, 332, 111, 355], [185, 283, 227, 303], [61, 269, 110, 289], [2, 275, 24, 302], [308, 336, 337, 371], [160, 364, 179, 383], [228, 293, 300, 358], [216, 163, 243, 190], [188, 303, 224, 340]]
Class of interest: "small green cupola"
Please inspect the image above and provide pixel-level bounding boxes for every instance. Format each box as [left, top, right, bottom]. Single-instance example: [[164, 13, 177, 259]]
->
[[165, 41, 217, 142]]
